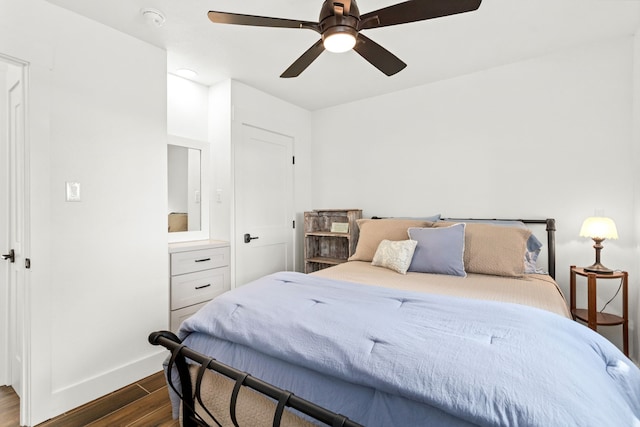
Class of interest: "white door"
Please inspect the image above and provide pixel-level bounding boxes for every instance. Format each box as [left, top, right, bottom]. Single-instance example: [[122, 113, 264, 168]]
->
[[1, 59, 27, 418], [0, 62, 8, 388], [234, 123, 294, 287], [8, 63, 25, 401]]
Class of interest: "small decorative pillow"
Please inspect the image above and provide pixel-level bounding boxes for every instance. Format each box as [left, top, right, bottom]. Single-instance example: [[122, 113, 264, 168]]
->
[[407, 224, 467, 277], [371, 239, 418, 274]]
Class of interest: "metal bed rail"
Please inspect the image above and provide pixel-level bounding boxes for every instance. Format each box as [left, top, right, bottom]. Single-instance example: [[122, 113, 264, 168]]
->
[[149, 330, 364, 427]]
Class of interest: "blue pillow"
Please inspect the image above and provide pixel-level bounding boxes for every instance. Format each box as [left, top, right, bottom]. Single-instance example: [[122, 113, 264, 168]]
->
[[408, 224, 466, 277]]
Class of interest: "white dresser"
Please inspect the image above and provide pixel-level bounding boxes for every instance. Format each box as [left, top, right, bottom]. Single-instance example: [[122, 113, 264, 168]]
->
[[168, 240, 230, 332]]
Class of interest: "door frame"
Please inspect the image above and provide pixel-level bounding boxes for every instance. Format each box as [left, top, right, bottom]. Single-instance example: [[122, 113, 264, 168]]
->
[[0, 52, 32, 426]]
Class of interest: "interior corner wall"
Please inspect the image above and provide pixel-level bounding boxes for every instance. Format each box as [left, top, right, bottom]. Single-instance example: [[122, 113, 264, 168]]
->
[[208, 79, 232, 243], [311, 36, 637, 359], [167, 73, 209, 141], [1, 1, 169, 424], [632, 29, 640, 360]]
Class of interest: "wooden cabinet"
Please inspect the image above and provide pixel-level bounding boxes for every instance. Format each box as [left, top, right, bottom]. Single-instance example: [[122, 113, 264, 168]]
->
[[304, 209, 362, 273], [169, 240, 230, 332], [570, 265, 628, 356]]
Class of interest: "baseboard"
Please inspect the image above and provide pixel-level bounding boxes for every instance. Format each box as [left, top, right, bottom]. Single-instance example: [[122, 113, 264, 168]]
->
[[46, 349, 167, 421]]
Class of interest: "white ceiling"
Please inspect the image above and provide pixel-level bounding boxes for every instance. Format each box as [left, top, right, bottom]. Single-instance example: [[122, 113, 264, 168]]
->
[[46, 0, 640, 111]]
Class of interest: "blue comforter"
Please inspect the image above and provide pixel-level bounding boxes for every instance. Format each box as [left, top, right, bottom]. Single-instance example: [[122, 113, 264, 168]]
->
[[178, 271, 640, 426]]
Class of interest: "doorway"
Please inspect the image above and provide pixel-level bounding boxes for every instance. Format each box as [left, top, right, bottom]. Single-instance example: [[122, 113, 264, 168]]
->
[[0, 54, 29, 426], [233, 123, 294, 287]]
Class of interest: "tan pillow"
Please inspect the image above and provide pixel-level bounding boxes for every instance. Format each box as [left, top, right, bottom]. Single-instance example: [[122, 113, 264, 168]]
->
[[436, 221, 531, 277], [349, 219, 434, 262], [168, 213, 188, 232]]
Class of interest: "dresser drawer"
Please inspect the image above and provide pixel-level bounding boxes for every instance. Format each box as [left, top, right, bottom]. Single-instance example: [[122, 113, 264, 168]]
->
[[171, 246, 229, 275], [170, 301, 208, 333], [171, 267, 229, 310]]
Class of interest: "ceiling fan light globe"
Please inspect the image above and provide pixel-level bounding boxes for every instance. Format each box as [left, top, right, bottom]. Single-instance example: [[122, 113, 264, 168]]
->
[[323, 32, 356, 53]]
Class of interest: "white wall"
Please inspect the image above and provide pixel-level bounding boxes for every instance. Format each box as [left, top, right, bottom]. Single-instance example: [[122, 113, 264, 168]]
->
[[209, 80, 232, 242], [167, 73, 209, 141], [633, 30, 640, 360], [311, 36, 638, 359], [0, 0, 168, 424]]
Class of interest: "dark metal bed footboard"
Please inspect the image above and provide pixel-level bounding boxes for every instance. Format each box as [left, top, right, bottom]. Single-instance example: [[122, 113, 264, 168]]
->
[[149, 330, 364, 427]]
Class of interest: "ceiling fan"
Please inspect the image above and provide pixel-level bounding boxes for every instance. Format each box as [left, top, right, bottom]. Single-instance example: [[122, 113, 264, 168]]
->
[[208, 0, 482, 78]]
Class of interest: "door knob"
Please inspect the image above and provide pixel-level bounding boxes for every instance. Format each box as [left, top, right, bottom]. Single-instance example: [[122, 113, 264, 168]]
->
[[244, 233, 259, 244], [2, 249, 15, 263]]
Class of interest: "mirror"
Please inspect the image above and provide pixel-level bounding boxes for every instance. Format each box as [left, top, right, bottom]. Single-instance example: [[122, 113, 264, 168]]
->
[[168, 145, 201, 232], [167, 135, 210, 242]]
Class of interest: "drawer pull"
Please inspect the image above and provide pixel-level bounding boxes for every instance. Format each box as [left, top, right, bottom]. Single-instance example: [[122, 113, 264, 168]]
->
[[195, 284, 211, 290], [195, 258, 211, 263]]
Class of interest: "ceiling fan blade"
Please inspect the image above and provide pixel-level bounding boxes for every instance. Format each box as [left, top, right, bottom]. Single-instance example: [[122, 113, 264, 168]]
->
[[359, 0, 482, 30], [353, 34, 406, 76], [208, 11, 319, 32], [280, 40, 326, 78]]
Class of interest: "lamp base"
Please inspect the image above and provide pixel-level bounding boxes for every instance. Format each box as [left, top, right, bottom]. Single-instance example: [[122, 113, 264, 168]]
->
[[584, 262, 615, 274]]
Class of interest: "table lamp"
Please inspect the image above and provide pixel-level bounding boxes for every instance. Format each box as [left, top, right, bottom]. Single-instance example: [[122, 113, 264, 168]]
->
[[579, 216, 618, 274]]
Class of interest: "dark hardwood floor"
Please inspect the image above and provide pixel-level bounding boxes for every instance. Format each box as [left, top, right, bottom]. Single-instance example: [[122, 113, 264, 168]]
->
[[0, 372, 179, 427], [0, 386, 20, 427]]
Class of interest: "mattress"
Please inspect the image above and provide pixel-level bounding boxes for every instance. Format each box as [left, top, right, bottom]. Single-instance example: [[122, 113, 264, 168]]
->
[[311, 261, 570, 318]]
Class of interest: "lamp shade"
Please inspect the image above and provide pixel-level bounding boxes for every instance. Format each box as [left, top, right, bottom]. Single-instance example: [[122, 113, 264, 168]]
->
[[579, 217, 618, 240]]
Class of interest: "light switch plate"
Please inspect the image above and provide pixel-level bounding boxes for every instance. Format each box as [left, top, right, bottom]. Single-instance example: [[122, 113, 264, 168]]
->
[[65, 182, 81, 202]]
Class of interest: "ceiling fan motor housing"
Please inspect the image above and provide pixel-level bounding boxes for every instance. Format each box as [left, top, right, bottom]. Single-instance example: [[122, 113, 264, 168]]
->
[[319, 1, 360, 34], [320, 0, 361, 51], [320, 0, 361, 21]]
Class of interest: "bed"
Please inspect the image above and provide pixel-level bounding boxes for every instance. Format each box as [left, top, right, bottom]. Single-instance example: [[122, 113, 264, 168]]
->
[[153, 217, 640, 426]]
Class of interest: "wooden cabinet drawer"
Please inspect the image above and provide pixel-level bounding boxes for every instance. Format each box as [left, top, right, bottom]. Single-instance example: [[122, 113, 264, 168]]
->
[[170, 301, 208, 333], [171, 268, 229, 310], [171, 246, 229, 275]]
